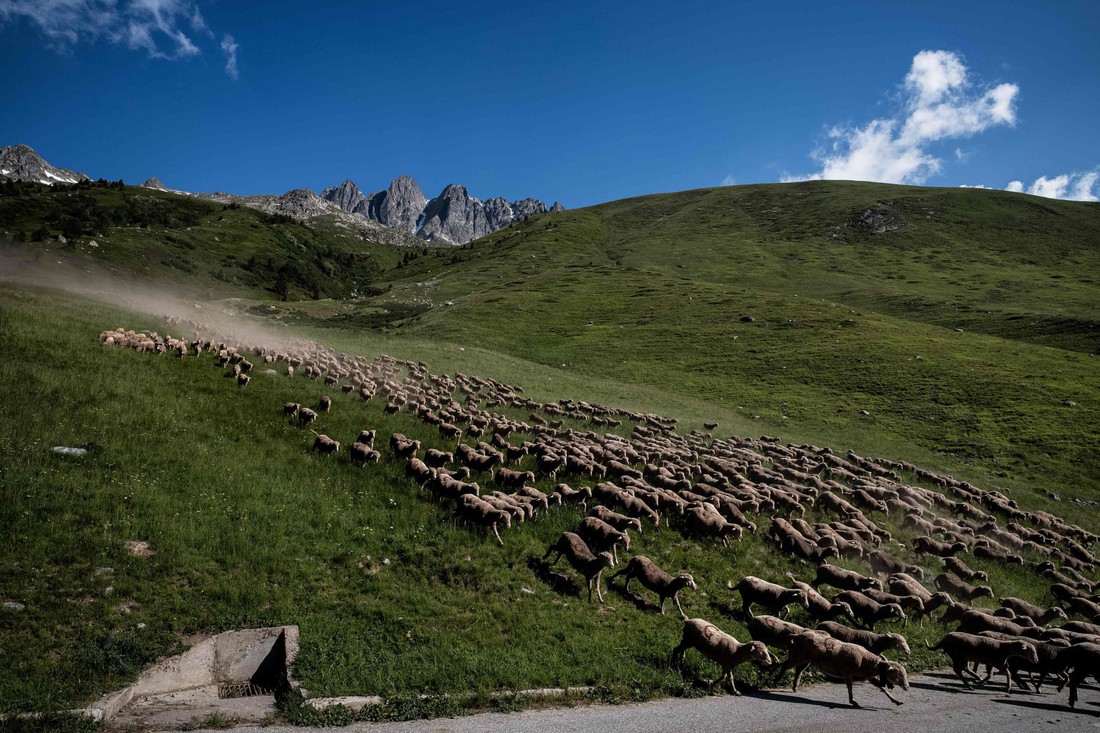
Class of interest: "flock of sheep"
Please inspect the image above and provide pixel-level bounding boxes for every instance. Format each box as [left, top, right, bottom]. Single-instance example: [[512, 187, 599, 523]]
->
[[99, 325, 1100, 710]]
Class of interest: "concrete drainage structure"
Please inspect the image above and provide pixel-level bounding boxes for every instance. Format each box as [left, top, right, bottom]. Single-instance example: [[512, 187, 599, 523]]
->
[[86, 625, 298, 729]]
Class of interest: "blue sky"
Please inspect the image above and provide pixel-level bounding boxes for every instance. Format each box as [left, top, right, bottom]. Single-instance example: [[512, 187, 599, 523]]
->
[[1, 1, 1097, 207]]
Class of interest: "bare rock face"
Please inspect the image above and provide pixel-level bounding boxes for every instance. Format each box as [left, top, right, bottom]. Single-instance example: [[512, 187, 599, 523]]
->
[[0, 144, 89, 185], [417, 184, 490, 244], [141, 177, 168, 191], [550, 201, 566, 213], [321, 179, 368, 215], [365, 175, 426, 234], [320, 174, 556, 244]]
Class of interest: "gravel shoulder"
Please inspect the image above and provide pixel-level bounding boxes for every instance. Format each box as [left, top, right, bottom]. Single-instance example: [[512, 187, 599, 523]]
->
[[168, 671, 1100, 733]]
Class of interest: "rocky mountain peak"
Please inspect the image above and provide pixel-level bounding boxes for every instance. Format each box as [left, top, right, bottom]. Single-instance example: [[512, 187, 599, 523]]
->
[[141, 177, 167, 191], [321, 179, 368, 215], [550, 201, 566, 213], [0, 144, 89, 185], [365, 176, 427, 234]]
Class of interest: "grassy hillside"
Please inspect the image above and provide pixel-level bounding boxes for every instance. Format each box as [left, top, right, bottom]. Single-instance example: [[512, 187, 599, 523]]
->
[[324, 182, 1100, 499], [1, 180, 1098, 723], [0, 179, 412, 301]]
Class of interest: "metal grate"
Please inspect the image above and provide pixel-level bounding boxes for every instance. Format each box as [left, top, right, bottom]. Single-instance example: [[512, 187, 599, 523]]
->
[[217, 681, 272, 699]]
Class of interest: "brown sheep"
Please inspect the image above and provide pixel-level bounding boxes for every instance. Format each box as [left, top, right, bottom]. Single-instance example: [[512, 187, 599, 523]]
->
[[999, 597, 1068, 626], [542, 532, 614, 603], [746, 615, 811, 651], [868, 550, 924, 579], [576, 517, 631, 565], [554, 483, 592, 510], [424, 449, 453, 469], [818, 621, 911, 656], [318, 394, 332, 412], [497, 467, 535, 489], [298, 407, 318, 426], [778, 630, 909, 707], [236, 373, 250, 388], [684, 504, 742, 546], [348, 442, 381, 466], [589, 505, 643, 534], [309, 432, 340, 456], [458, 494, 511, 546], [912, 536, 968, 558], [785, 574, 856, 623], [835, 590, 907, 630], [811, 564, 882, 593], [1053, 642, 1100, 707], [610, 555, 696, 616], [670, 618, 776, 694], [355, 429, 376, 447], [976, 631, 1070, 692], [927, 632, 1038, 692], [935, 572, 994, 602], [733, 576, 809, 618], [944, 556, 987, 582], [283, 402, 300, 416]]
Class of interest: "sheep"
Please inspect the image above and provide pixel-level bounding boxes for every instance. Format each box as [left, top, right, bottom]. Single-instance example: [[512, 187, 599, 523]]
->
[[912, 536, 968, 557], [497, 467, 535, 489], [999, 597, 1068, 626], [589, 505, 642, 534], [309, 432, 340, 456], [670, 617, 776, 694], [348, 442, 381, 465], [283, 402, 301, 416], [458, 494, 511, 546], [976, 631, 1070, 692], [1061, 621, 1100, 636], [683, 504, 742, 546], [390, 436, 421, 460], [1053, 642, 1100, 708], [424, 449, 453, 469], [935, 572, 995, 602], [944, 556, 988, 582], [576, 517, 631, 565], [868, 550, 924, 579], [785, 574, 856, 623], [956, 609, 1035, 637], [554, 483, 592, 510], [542, 532, 615, 603], [927, 632, 1039, 692], [777, 630, 909, 707], [318, 394, 332, 412], [439, 422, 462, 441], [811, 564, 882, 593], [834, 590, 907, 630], [733, 576, 809, 618], [610, 555, 696, 616], [236, 373, 250, 388], [746, 615, 811, 651], [355, 429, 376, 447], [818, 621, 911, 656], [298, 408, 318, 426]]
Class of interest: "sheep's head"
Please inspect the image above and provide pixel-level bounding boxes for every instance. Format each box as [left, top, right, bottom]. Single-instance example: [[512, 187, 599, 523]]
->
[[746, 640, 776, 666], [789, 589, 810, 609], [878, 660, 910, 691], [597, 551, 615, 570], [909, 566, 924, 579], [887, 633, 912, 655], [862, 577, 885, 591], [833, 602, 856, 622], [1012, 641, 1040, 665], [678, 573, 698, 591], [974, 585, 995, 599], [887, 604, 907, 621], [1051, 606, 1069, 620], [931, 592, 955, 608]]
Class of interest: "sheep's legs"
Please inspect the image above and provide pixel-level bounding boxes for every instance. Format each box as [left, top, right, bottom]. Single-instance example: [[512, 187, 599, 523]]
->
[[952, 661, 975, 689], [673, 595, 685, 618], [724, 669, 741, 696], [875, 682, 904, 706], [791, 662, 811, 692], [491, 523, 504, 547], [846, 679, 860, 708]]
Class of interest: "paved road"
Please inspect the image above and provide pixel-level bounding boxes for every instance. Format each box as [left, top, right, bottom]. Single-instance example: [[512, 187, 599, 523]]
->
[[171, 672, 1100, 733]]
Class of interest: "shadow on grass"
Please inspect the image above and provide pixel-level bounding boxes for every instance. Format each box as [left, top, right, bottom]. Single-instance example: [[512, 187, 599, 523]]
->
[[526, 556, 580, 598], [606, 582, 658, 613]]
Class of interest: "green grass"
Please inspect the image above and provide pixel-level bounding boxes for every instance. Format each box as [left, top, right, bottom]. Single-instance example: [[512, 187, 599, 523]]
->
[[1, 179, 1099, 718], [0, 283, 1092, 717]]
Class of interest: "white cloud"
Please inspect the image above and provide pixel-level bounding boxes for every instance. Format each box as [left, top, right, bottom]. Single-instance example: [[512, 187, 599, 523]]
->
[[221, 33, 238, 80], [0, 0, 234, 69], [721, 174, 736, 187], [789, 50, 1019, 185], [1007, 171, 1099, 201]]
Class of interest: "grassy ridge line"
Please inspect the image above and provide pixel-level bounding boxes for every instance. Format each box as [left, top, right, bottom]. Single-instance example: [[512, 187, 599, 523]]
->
[[0, 284, 1090, 716]]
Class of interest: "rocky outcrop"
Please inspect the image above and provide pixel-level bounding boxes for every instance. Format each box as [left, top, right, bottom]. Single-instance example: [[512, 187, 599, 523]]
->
[[321, 174, 556, 245], [321, 179, 368, 215], [141, 177, 168, 191], [417, 184, 490, 244], [364, 175, 426, 234], [196, 189, 420, 247], [550, 201, 566, 213], [0, 144, 88, 185]]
